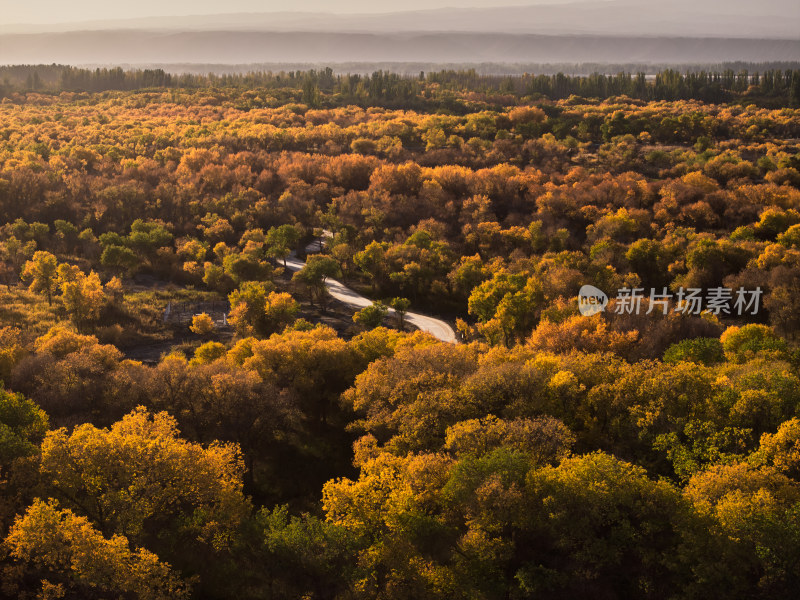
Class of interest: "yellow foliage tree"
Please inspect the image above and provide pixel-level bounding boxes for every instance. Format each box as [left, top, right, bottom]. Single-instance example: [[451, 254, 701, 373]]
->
[[38, 407, 250, 581], [190, 312, 215, 335], [6, 499, 188, 600], [59, 268, 106, 330], [21, 250, 58, 305]]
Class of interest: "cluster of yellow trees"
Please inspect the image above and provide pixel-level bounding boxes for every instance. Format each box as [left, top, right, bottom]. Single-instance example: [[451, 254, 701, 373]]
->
[[1, 321, 799, 598]]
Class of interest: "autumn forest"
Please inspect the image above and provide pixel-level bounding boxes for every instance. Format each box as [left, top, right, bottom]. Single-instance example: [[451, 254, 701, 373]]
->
[[0, 65, 800, 599]]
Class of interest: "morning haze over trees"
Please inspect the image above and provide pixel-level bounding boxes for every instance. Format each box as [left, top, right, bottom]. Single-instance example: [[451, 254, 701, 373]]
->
[[0, 0, 799, 598]]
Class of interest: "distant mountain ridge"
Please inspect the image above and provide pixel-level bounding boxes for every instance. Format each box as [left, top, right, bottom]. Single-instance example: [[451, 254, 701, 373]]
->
[[2, 1, 797, 67], [3, 0, 799, 39], [1, 31, 797, 66]]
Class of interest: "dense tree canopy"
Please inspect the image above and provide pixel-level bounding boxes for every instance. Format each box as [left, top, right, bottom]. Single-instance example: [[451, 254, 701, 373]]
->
[[0, 66, 798, 599]]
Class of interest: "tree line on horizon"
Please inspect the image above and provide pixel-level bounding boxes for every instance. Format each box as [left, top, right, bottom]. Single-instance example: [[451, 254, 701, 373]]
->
[[1, 64, 799, 107]]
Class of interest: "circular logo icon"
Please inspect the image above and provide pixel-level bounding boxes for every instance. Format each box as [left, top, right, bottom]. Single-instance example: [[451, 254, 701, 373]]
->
[[578, 285, 608, 316]]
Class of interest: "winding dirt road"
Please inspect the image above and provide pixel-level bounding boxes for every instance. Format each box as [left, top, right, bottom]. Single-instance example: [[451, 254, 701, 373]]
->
[[284, 254, 458, 344]]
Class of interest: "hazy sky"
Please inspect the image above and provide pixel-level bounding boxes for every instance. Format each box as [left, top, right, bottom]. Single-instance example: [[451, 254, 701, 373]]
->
[[3, 0, 592, 25]]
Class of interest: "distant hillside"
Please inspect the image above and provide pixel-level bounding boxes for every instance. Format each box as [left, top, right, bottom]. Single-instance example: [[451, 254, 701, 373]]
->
[[4, 0, 799, 39], [1, 31, 798, 66]]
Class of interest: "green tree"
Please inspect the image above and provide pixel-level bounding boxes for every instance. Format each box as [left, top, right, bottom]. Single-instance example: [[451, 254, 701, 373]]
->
[[353, 302, 388, 329], [293, 255, 341, 312], [127, 219, 173, 266], [0, 236, 34, 288], [468, 270, 543, 346], [354, 241, 387, 293], [0, 388, 49, 527], [389, 297, 411, 331], [222, 251, 272, 285], [203, 261, 234, 293], [228, 281, 273, 332], [322, 448, 702, 600], [266, 224, 301, 268], [663, 337, 725, 365], [720, 324, 787, 362], [257, 504, 356, 599], [100, 244, 139, 277], [227, 282, 295, 336], [53, 219, 79, 253], [626, 238, 672, 289], [0, 388, 48, 476]]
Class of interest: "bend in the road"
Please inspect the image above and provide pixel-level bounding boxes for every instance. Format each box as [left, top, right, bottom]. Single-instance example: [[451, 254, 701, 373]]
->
[[284, 253, 457, 343]]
